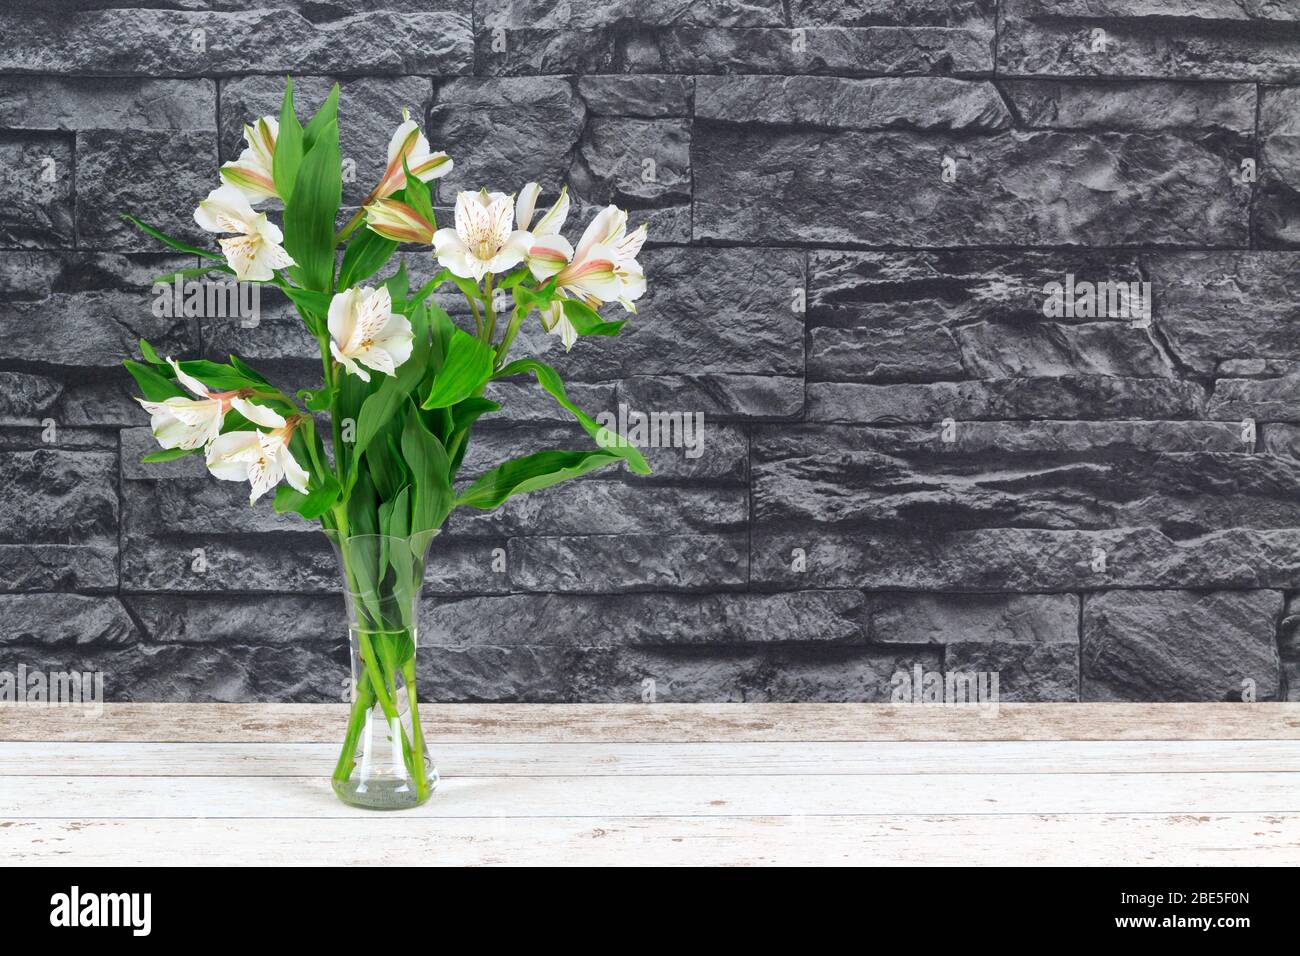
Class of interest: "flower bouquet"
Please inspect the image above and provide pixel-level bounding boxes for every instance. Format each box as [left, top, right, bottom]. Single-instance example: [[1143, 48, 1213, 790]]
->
[[123, 79, 650, 809]]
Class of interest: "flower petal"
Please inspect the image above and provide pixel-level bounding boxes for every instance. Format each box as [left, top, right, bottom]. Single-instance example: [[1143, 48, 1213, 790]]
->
[[278, 444, 311, 495], [364, 198, 435, 244], [167, 357, 211, 400], [230, 397, 287, 429], [195, 184, 256, 234], [206, 430, 261, 481], [574, 205, 625, 262], [433, 227, 477, 279], [527, 233, 573, 281], [515, 182, 540, 231], [532, 186, 570, 237]]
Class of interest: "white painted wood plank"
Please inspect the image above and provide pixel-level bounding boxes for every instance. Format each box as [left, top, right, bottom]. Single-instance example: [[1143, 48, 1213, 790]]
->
[[3, 739, 1298, 777], [6, 814, 1297, 866], [4, 772, 1299, 818], [6, 702, 1298, 743]]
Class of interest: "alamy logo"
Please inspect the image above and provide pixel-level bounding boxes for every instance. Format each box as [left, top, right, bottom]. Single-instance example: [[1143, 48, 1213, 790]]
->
[[1041, 273, 1151, 327], [890, 664, 999, 715], [50, 887, 151, 936], [152, 275, 261, 327], [0, 664, 103, 718], [595, 403, 705, 459]]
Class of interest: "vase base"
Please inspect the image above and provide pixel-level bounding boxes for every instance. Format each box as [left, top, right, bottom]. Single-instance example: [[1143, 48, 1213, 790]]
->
[[332, 767, 439, 811]]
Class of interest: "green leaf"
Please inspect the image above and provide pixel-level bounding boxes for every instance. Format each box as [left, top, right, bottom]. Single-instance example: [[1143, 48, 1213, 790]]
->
[[347, 468, 381, 537], [405, 270, 450, 309], [276, 283, 332, 333], [229, 354, 272, 387], [273, 77, 305, 203], [384, 260, 410, 303], [496, 267, 529, 291], [175, 359, 256, 392], [447, 272, 483, 303], [141, 446, 200, 464], [282, 121, 341, 292], [338, 227, 398, 290], [420, 326, 494, 409], [380, 485, 411, 540], [302, 82, 340, 152], [450, 396, 501, 433], [138, 339, 164, 365], [297, 386, 335, 412], [446, 396, 501, 474], [365, 418, 406, 502], [562, 298, 625, 337], [400, 404, 453, 534], [456, 449, 627, 510], [274, 471, 340, 520], [493, 359, 650, 474], [124, 360, 184, 401], [381, 485, 419, 631], [121, 215, 220, 260]]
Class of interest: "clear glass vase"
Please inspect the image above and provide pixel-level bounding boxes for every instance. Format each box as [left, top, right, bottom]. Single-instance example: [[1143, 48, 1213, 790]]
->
[[325, 530, 438, 810]]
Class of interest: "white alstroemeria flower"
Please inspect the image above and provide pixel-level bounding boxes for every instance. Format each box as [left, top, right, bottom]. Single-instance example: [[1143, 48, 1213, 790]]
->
[[432, 189, 532, 281], [538, 301, 580, 352], [205, 399, 310, 504], [374, 108, 453, 199], [194, 184, 295, 281], [534, 205, 647, 351], [220, 116, 279, 203], [363, 197, 435, 244], [327, 286, 414, 383], [135, 358, 233, 450], [571, 205, 647, 312], [518, 184, 573, 281]]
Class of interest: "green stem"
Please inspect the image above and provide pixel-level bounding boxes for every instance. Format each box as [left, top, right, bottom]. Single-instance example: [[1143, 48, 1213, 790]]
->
[[465, 290, 483, 338], [357, 633, 423, 783], [335, 206, 367, 245], [494, 305, 528, 370], [482, 274, 497, 345], [332, 676, 375, 784], [403, 657, 430, 801]]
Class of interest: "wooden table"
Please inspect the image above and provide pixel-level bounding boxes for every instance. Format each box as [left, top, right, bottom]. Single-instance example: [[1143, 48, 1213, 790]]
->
[[3, 703, 1299, 865]]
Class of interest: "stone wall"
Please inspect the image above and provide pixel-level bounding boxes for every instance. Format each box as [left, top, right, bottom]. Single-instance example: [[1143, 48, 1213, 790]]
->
[[1, 1, 1298, 702]]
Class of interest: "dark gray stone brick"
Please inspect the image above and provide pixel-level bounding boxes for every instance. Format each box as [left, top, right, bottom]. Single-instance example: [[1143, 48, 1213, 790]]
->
[[510, 533, 748, 592], [694, 123, 1249, 247], [1151, 252, 1300, 378], [999, 0, 1300, 82], [1257, 86, 1300, 248], [0, 253, 198, 368], [870, 593, 1079, 644], [418, 643, 938, 702], [578, 75, 693, 117], [424, 590, 867, 645], [0, 76, 215, 131], [76, 129, 217, 251], [0, 133, 73, 247], [1082, 589, 1283, 701], [0, 4, 473, 76], [752, 526, 1300, 592]]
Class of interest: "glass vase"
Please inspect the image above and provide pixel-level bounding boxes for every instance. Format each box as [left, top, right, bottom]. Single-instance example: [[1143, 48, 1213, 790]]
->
[[325, 530, 438, 810]]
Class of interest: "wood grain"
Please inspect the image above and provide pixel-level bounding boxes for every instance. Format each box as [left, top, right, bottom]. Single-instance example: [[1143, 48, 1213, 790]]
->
[[4, 702, 1299, 743], [3, 739, 1297, 777], [6, 814, 1297, 866], [4, 703, 1298, 865]]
